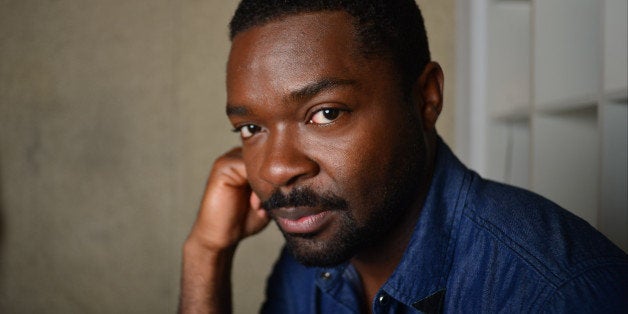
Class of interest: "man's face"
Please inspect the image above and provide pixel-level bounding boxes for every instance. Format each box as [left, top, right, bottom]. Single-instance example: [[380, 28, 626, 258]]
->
[[227, 11, 427, 266]]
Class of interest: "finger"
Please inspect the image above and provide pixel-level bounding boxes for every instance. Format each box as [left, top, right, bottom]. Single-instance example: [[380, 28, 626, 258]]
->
[[244, 205, 271, 237], [223, 146, 243, 158], [191, 148, 255, 249], [203, 150, 249, 210], [250, 192, 262, 210], [202, 148, 248, 211]]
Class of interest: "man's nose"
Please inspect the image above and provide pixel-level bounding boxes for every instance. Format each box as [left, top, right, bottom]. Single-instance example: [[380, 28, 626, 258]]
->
[[257, 132, 319, 188]]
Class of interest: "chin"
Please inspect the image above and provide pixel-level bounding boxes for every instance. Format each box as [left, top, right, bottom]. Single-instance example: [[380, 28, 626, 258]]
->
[[284, 234, 356, 267]]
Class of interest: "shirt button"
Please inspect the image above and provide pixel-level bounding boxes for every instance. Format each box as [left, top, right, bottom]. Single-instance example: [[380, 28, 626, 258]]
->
[[321, 272, 332, 280], [378, 294, 389, 305]]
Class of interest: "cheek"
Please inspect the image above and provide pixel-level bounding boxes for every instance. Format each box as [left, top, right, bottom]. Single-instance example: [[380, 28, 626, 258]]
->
[[308, 123, 401, 208], [241, 147, 270, 199]]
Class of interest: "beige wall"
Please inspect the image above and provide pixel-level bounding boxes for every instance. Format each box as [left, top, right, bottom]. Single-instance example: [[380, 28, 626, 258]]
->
[[419, 0, 456, 146], [0, 1, 455, 312]]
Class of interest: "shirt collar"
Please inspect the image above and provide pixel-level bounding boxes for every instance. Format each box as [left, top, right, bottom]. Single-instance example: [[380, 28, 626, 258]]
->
[[380, 138, 472, 307], [312, 138, 473, 309]]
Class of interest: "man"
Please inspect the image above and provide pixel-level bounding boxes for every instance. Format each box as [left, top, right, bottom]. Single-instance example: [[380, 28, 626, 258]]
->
[[179, 0, 628, 313]]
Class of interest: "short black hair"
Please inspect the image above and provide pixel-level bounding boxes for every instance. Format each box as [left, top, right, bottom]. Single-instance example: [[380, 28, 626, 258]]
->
[[229, 0, 431, 92]]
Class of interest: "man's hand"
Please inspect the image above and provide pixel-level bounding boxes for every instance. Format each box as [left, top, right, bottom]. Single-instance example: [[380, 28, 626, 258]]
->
[[187, 147, 270, 252], [179, 148, 271, 314]]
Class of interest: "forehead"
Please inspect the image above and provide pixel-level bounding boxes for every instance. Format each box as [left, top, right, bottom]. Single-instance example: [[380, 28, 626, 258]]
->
[[226, 11, 368, 101]]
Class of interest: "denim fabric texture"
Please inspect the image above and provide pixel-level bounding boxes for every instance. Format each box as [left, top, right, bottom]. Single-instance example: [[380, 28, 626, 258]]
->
[[261, 140, 628, 313]]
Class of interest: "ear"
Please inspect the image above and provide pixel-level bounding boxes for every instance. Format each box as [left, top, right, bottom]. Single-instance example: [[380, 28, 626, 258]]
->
[[413, 62, 444, 131]]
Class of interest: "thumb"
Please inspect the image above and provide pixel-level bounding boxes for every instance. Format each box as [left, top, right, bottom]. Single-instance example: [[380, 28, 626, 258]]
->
[[244, 192, 271, 236]]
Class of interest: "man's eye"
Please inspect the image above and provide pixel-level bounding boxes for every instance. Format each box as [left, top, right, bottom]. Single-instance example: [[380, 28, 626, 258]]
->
[[235, 124, 261, 139], [309, 108, 343, 125]]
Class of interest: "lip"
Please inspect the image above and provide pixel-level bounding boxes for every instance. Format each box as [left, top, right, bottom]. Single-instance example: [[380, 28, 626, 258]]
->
[[272, 207, 333, 234]]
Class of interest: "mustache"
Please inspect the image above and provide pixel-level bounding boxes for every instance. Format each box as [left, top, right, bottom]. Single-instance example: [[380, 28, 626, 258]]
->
[[260, 187, 348, 211]]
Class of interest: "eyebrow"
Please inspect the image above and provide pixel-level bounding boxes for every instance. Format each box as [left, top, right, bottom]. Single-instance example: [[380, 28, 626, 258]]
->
[[226, 105, 249, 117], [226, 77, 357, 117], [289, 77, 358, 102]]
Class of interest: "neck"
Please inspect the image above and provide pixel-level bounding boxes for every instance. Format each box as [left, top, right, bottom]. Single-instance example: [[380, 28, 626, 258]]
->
[[351, 133, 438, 311], [352, 193, 426, 306]]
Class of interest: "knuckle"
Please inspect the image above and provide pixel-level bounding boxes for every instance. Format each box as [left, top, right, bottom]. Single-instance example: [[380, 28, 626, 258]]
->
[[214, 147, 243, 165], [213, 155, 239, 170]]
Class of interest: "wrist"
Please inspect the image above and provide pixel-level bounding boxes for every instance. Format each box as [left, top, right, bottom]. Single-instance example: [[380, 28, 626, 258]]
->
[[183, 236, 237, 260], [179, 234, 236, 314]]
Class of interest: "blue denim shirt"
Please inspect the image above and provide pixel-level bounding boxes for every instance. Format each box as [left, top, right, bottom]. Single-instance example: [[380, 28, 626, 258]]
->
[[261, 141, 628, 313]]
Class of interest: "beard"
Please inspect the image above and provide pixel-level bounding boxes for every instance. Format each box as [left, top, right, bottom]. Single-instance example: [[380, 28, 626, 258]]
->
[[262, 117, 427, 267]]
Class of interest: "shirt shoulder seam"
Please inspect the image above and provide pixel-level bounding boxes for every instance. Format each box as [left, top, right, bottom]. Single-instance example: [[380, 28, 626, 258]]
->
[[461, 207, 564, 286]]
